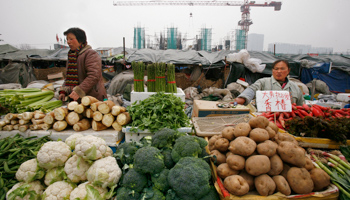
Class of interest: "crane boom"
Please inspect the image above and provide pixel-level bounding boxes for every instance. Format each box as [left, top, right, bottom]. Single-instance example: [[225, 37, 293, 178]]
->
[[114, 0, 282, 50]]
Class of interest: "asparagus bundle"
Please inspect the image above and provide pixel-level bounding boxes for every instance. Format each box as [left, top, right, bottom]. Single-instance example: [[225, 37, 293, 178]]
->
[[166, 63, 177, 93], [147, 63, 156, 92], [155, 62, 166, 92], [133, 61, 145, 92]]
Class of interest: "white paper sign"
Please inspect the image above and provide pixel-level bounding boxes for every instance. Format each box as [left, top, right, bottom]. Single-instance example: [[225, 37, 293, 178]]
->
[[256, 91, 292, 112]]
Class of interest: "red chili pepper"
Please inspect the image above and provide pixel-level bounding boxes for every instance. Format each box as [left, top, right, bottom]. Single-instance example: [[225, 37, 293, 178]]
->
[[296, 106, 304, 110], [279, 113, 285, 128], [283, 112, 291, 118], [217, 174, 230, 197], [311, 107, 322, 117], [290, 110, 296, 118], [294, 110, 305, 118], [299, 110, 309, 117], [302, 104, 310, 111], [313, 104, 328, 111]]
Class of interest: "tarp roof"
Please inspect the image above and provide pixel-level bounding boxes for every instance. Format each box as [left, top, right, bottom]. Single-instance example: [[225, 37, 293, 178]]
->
[[0, 44, 19, 55], [0, 48, 57, 61]]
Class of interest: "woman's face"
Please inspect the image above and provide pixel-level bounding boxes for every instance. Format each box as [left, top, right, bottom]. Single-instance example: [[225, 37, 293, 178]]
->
[[66, 33, 81, 51], [272, 61, 290, 82]]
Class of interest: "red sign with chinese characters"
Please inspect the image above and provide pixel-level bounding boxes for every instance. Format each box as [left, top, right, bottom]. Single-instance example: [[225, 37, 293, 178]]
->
[[256, 91, 292, 112]]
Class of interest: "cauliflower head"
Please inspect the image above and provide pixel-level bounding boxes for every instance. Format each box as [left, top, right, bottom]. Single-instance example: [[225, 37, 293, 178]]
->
[[37, 141, 72, 170], [65, 133, 84, 150], [7, 181, 44, 200], [69, 182, 108, 200], [16, 159, 45, 183], [64, 155, 90, 183], [44, 167, 67, 186], [42, 181, 74, 200], [86, 156, 122, 188], [75, 135, 111, 161]]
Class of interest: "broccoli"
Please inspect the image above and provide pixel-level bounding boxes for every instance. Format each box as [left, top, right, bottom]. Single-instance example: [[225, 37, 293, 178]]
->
[[134, 146, 165, 175], [165, 189, 182, 200], [198, 186, 220, 200], [114, 142, 139, 167], [139, 135, 153, 147], [151, 168, 170, 192], [171, 135, 208, 163], [151, 128, 186, 149], [116, 187, 141, 200], [168, 157, 211, 200], [161, 148, 175, 169], [122, 168, 149, 193], [140, 187, 166, 200]]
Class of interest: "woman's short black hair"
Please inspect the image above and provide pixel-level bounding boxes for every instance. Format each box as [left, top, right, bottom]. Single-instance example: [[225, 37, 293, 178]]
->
[[64, 27, 87, 44], [272, 59, 290, 69]]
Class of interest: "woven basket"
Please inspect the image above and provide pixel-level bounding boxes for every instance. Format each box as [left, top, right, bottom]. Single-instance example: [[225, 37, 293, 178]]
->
[[33, 67, 66, 81]]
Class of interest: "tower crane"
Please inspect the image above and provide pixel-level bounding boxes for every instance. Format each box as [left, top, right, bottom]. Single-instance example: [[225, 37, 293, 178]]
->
[[113, 0, 281, 49]]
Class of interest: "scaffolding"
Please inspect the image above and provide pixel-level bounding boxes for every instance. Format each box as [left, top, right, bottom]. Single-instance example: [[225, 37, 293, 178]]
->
[[200, 28, 212, 51], [133, 27, 145, 49], [235, 29, 246, 51], [167, 27, 178, 49]]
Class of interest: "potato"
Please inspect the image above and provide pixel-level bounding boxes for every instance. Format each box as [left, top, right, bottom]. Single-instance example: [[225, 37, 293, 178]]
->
[[245, 155, 271, 176], [228, 136, 256, 157], [268, 154, 283, 176], [233, 123, 251, 137], [304, 157, 315, 171], [265, 126, 276, 140], [215, 138, 230, 152], [239, 170, 255, 191], [226, 151, 234, 157], [257, 140, 278, 157], [310, 168, 330, 191], [210, 150, 226, 165], [249, 116, 269, 129], [277, 141, 306, 167], [209, 135, 222, 151], [254, 174, 276, 196], [222, 127, 235, 141], [268, 121, 279, 135], [287, 167, 314, 194], [280, 163, 291, 180], [224, 175, 249, 196], [274, 132, 298, 145], [272, 175, 291, 196], [217, 163, 239, 179], [249, 128, 269, 143], [226, 154, 245, 171]]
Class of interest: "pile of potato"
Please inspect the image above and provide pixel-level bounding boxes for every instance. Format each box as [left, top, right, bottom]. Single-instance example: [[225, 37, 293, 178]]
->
[[209, 116, 331, 197]]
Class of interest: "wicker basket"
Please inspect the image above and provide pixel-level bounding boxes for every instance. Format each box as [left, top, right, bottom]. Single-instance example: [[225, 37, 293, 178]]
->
[[33, 67, 66, 81]]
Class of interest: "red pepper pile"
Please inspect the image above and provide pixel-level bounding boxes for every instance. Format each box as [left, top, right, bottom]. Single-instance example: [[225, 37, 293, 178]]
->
[[259, 103, 350, 130]]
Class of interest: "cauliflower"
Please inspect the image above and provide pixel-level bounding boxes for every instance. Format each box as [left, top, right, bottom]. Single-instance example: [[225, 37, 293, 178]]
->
[[37, 141, 72, 170], [69, 182, 108, 200], [16, 159, 45, 183], [75, 135, 112, 161], [42, 181, 74, 200], [7, 181, 44, 200], [44, 167, 67, 186], [64, 155, 90, 183], [65, 133, 84, 150], [86, 156, 122, 188]]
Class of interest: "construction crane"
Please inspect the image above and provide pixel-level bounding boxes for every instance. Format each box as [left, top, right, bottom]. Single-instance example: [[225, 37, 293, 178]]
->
[[113, 0, 281, 50]]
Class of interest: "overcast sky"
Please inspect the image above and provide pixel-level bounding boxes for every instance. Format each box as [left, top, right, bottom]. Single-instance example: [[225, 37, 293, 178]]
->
[[0, 0, 349, 53]]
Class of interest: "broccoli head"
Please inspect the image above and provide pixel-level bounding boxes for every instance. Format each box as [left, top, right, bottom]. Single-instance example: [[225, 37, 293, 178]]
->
[[168, 157, 211, 200], [161, 148, 175, 169], [151, 168, 170, 192], [165, 189, 182, 200], [134, 146, 165, 175], [116, 187, 141, 200], [114, 142, 139, 167], [198, 185, 220, 200], [151, 128, 186, 149], [171, 135, 208, 163], [139, 135, 153, 147], [140, 187, 166, 200], [122, 168, 149, 193]]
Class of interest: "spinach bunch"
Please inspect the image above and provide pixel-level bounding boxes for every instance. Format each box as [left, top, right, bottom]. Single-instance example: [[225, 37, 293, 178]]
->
[[127, 92, 190, 133]]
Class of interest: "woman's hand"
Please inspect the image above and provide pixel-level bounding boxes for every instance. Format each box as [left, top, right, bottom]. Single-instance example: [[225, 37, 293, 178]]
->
[[69, 91, 80, 101], [234, 97, 246, 105], [59, 93, 66, 101]]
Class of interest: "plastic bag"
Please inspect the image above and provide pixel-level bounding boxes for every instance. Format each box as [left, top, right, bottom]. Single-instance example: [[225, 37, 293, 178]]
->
[[226, 49, 266, 73]]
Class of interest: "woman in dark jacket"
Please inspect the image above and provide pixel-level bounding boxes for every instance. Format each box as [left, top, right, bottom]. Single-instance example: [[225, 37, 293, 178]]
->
[[59, 27, 107, 101]]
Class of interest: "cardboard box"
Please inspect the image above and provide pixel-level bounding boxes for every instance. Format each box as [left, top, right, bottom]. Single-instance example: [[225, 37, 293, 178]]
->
[[47, 72, 64, 82], [192, 100, 250, 117]]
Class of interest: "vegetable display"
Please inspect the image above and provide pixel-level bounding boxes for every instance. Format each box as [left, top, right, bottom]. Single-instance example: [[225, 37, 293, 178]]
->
[[0, 134, 51, 198], [114, 128, 219, 200], [5, 134, 120, 200], [128, 92, 190, 133], [210, 116, 332, 197]]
